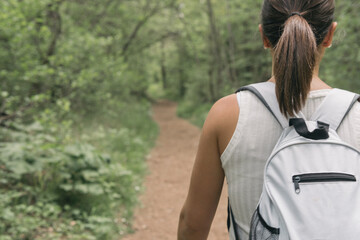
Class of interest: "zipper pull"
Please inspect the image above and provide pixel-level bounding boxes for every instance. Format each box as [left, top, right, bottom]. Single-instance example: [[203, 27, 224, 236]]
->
[[293, 176, 301, 194]]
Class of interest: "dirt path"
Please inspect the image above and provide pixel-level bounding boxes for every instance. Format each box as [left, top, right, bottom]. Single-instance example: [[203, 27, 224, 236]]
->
[[122, 100, 228, 240]]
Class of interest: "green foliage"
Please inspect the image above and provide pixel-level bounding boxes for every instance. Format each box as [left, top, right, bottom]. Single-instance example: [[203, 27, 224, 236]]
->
[[0, 0, 160, 239], [0, 106, 157, 239], [170, 0, 359, 123], [322, 1, 360, 92], [177, 101, 212, 128]]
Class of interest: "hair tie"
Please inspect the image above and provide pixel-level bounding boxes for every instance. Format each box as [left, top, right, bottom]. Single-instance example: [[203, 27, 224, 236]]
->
[[289, 12, 303, 18]]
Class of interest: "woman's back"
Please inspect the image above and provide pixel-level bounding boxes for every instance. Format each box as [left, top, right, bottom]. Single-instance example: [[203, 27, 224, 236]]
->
[[177, 1, 360, 239], [221, 88, 360, 238]]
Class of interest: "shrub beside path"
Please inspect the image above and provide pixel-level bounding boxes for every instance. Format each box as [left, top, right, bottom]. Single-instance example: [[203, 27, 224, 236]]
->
[[122, 100, 228, 240]]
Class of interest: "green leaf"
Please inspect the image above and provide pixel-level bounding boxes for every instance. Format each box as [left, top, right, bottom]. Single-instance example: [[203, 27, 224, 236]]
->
[[59, 184, 73, 192], [64, 145, 83, 158], [81, 170, 100, 182], [74, 184, 88, 193], [2, 208, 15, 221], [86, 184, 104, 195]]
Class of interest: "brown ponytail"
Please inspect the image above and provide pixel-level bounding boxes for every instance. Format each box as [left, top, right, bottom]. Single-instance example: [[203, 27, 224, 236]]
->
[[274, 15, 317, 116], [261, 0, 335, 117]]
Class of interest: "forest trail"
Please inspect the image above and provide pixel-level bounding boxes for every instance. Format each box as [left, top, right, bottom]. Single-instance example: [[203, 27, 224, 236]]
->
[[122, 100, 228, 240]]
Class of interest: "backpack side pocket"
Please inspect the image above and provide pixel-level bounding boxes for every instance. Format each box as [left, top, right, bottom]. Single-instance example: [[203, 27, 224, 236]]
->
[[249, 206, 279, 240]]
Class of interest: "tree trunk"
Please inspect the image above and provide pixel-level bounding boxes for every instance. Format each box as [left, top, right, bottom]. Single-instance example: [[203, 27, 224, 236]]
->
[[206, 0, 223, 99], [225, 0, 237, 84], [160, 40, 167, 89], [177, 40, 187, 98], [43, 0, 64, 65]]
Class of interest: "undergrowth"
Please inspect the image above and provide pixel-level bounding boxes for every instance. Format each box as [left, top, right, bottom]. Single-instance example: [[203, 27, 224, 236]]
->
[[177, 100, 212, 128], [0, 101, 158, 240]]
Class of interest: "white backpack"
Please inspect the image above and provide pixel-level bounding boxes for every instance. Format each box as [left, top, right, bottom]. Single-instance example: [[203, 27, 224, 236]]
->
[[228, 82, 360, 240]]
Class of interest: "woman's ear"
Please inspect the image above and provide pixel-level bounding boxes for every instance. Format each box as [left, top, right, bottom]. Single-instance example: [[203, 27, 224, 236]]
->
[[322, 22, 337, 48], [259, 24, 271, 49]]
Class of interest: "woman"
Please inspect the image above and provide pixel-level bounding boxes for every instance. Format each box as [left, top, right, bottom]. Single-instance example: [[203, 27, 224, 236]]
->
[[177, 0, 360, 239]]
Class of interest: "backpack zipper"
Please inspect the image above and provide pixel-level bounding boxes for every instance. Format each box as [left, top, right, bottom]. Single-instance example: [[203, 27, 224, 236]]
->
[[292, 173, 356, 194]]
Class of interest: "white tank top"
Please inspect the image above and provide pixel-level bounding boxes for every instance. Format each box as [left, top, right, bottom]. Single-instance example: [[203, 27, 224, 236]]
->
[[221, 89, 360, 239]]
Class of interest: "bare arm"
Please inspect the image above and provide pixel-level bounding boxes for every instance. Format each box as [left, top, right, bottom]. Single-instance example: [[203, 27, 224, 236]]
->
[[177, 94, 238, 239]]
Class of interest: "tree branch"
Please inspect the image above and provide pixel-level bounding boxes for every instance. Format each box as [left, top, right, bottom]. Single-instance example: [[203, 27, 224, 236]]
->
[[42, 0, 65, 64], [121, 0, 176, 56], [128, 31, 179, 56], [0, 102, 34, 124], [121, 6, 159, 56], [90, 0, 119, 27]]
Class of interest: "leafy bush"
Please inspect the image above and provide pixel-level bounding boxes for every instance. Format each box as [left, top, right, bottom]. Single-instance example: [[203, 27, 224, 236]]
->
[[0, 1, 161, 238], [0, 104, 157, 239], [177, 100, 212, 128]]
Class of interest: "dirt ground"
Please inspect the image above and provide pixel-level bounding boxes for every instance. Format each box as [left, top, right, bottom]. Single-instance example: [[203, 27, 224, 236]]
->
[[122, 100, 228, 240]]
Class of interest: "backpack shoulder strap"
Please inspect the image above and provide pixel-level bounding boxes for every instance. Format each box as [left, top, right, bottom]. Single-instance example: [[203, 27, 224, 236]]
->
[[310, 88, 360, 131], [236, 82, 288, 129]]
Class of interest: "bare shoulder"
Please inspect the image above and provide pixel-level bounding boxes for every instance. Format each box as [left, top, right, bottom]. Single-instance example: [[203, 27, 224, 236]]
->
[[204, 94, 239, 154], [208, 94, 238, 120], [211, 94, 239, 114]]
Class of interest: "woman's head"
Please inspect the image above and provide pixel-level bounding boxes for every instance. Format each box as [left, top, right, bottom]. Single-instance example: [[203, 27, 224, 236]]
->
[[260, 0, 336, 117]]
